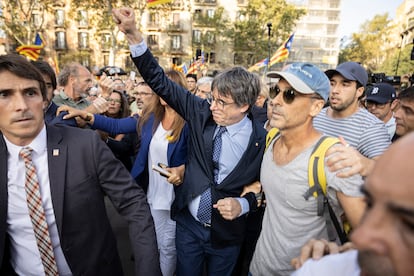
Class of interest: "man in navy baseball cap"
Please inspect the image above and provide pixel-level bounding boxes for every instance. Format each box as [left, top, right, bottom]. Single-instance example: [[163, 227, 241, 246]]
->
[[365, 83, 397, 139], [325, 61, 368, 87]]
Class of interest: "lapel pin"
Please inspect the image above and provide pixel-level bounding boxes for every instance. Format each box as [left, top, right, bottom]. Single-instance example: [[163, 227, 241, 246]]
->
[[53, 149, 59, 156], [255, 142, 258, 147]]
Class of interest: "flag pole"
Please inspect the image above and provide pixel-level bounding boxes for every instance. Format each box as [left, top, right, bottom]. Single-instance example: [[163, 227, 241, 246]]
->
[[266, 23, 272, 72]]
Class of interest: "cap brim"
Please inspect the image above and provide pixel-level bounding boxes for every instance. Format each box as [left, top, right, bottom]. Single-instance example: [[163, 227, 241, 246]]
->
[[365, 96, 389, 104], [325, 69, 357, 82], [266, 71, 314, 94]]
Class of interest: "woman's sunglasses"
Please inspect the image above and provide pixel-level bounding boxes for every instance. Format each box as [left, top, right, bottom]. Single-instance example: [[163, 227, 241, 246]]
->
[[269, 85, 321, 104]]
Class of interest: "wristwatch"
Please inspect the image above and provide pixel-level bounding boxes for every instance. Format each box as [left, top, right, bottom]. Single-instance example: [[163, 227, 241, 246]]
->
[[84, 112, 93, 122]]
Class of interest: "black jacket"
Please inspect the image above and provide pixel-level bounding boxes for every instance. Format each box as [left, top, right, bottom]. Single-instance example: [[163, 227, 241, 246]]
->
[[132, 50, 267, 247]]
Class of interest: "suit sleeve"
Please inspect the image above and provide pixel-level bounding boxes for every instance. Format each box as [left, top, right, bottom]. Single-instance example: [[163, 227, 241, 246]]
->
[[91, 131, 161, 275]]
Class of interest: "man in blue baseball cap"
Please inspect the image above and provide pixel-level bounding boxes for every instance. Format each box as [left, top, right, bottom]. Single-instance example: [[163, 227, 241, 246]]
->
[[313, 62, 391, 179], [250, 63, 366, 275]]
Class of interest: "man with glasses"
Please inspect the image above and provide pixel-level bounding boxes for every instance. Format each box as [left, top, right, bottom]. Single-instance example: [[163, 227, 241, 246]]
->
[[365, 83, 397, 140], [130, 81, 154, 115], [313, 62, 390, 178], [112, 7, 266, 275], [249, 63, 365, 275]]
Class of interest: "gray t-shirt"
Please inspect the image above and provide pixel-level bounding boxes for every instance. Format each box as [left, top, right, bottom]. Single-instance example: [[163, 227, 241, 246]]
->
[[250, 137, 363, 276]]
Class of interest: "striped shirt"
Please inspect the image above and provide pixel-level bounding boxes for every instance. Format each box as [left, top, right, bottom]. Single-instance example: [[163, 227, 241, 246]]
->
[[314, 107, 391, 158]]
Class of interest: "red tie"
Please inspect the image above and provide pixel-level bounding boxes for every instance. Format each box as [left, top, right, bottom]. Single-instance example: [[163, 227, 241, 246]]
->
[[20, 147, 58, 275]]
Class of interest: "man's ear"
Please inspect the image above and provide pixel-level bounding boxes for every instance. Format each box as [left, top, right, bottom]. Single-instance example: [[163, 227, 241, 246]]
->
[[310, 99, 325, 117], [240, 104, 249, 114], [356, 86, 365, 99]]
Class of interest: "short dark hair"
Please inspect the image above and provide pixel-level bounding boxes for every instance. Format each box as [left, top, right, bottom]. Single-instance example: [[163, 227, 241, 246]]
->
[[186, 73, 197, 81], [0, 54, 47, 100], [31, 60, 57, 90], [398, 86, 414, 102]]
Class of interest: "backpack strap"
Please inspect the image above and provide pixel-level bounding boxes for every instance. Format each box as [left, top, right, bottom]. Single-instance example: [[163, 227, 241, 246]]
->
[[265, 128, 280, 150], [303, 136, 348, 244], [306, 136, 340, 201]]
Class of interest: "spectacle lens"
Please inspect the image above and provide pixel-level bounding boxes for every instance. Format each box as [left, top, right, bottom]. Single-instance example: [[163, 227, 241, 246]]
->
[[269, 85, 297, 104]]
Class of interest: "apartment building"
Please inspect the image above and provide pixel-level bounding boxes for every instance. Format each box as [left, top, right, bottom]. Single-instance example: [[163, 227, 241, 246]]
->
[[0, 0, 341, 73]]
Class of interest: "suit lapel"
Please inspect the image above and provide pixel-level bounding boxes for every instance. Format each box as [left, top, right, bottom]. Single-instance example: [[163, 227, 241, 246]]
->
[[46, 125, 67, 235], [0, 135, 8, 239]]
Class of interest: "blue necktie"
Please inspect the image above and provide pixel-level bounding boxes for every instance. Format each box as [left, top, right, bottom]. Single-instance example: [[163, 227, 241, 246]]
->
[[197, 126, 227, 224]]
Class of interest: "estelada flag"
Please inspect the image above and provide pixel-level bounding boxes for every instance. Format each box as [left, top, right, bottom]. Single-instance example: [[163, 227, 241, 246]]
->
[[147, 0, 173, 7], [16, 33, 45, 61], [269, 33, 295, 66]]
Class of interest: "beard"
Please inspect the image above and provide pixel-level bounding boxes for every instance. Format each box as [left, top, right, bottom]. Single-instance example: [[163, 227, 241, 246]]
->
[[358, 251, 396, 276]]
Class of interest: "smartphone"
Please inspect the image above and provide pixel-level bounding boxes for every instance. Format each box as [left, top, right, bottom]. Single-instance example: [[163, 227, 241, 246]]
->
[[130, 71, 136, 81], [152, 164, 171, 178]]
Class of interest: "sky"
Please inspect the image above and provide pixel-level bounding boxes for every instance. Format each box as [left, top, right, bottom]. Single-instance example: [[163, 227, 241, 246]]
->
[[338, 0, 404, 38]]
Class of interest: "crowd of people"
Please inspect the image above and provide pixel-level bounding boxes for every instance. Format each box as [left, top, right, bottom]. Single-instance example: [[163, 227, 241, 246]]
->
[[0, 6, 414, 276]]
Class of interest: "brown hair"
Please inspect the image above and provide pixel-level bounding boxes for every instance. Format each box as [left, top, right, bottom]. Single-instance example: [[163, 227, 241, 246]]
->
[[137, 69, 186, 143]]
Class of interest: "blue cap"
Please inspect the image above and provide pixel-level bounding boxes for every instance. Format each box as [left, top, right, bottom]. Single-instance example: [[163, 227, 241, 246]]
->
[[325, 62, 368, 87], [267, 63, 331, 102], [366, 83, 396, 104]]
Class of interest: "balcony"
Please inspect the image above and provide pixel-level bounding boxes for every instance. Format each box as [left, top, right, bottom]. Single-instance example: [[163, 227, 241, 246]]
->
[[167, 23, 185, 32], [146, 23, 162, 32], [193, 0, 217, 6], [169, 46, 185, 55]]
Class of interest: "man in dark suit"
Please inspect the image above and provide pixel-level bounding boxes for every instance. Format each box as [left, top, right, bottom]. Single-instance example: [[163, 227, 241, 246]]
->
[[0, 54, 161, 275], [112, 8, 267, 276]]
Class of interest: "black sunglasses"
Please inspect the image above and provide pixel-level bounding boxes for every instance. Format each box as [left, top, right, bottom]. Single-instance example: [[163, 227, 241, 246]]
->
[[269, 85, 321, 104]]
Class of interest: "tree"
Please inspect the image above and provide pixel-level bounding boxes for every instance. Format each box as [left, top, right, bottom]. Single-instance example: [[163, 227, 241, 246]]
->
[[191, 6, 229, 64], [339, 14, 392, 72], [69, 0, 146, 67], [227, 0, 305, 67], [0, 0, 56, 49], [378, 44, 414, 76]]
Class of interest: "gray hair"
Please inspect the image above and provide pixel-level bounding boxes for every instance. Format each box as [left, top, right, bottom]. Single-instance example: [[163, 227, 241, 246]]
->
[[212, 66, 261, 112], [58, 62, 83, 86], [197, 76, 213, 86]]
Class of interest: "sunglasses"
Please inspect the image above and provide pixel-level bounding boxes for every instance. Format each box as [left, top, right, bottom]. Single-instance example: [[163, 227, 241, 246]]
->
[[269, 85, 320, 104]]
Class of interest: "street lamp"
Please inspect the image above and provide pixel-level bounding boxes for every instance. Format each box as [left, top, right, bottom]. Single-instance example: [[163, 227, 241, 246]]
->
[[267, 22, 272, 71]]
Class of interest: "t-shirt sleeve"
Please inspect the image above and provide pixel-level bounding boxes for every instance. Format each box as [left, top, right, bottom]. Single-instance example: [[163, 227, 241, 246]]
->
[[358, 121, 391, 158], [324, 147, 364, 198]]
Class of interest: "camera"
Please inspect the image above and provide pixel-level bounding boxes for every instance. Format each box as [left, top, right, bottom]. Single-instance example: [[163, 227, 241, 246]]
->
[[370, 73, 401, 85]]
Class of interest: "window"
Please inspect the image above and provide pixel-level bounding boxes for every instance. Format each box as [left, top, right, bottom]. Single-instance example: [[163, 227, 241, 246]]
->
[[55, 9, 65, 26], [80, 56, 89, 68], [78, 10, 88, 27], [32, 13, 42, 28], [193, 30, 201, 43], [147, 34, 159, 46], [171, 35, 181, 50], [206, 31, 215, 44], [78, 32, 89, 49], [207, 9, 215, 18], [172, 57, 182, 65], [102, 33, 111, 50], [208, 52, 216, 63], [194, 9, 202, 20], [104, 54, 109, 66], [55, 31, 66, 49], [172, 13, 180, 27], [149, 12, 159, 25]]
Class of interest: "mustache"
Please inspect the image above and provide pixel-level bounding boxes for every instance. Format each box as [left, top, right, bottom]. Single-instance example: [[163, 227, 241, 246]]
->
[[11, 113, 34, 123]]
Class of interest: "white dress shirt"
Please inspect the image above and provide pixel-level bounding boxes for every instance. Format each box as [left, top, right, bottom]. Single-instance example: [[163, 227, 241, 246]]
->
[[5, 125, 72, 275]]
